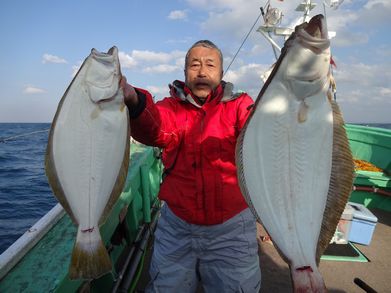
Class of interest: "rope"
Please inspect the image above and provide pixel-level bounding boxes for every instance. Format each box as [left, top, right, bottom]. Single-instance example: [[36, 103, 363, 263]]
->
[[0, 129, 50, 143], [223, 8, 263, 77]]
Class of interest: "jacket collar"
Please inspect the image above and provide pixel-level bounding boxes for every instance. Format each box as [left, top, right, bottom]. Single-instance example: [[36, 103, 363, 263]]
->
[[168, 80, 242, 108]]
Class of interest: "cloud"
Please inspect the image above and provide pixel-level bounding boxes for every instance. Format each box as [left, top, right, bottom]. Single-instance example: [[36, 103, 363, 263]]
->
[[175, 56, 186, 68], [324, 3, 389, 47], [119, 49, 186, 73], [143, 64, 180, 74], [379, 87, 391, 97], [332, 31, 369, 47], [132, 50, 173, 63], [364, 0, 390, 9], [168, 10, 188, 20], [331, 60, 391, 122], [325, 0, 391, 48], [361, 0, 391, 25], [223, 59, 391, 123], [68, 50, 186, 79], [42, 53, 67, 64], [165, 37, 193, 45], [334, 62, 390, 88], [142, 50, 184, 62], [374, 46, 391, 58], [146, 85, 169, 99], [326, 11, 359, 32], [119, 51, 137, 69], [183, 0, 299, 57], [23, 86, 46, 94], [186, 0, 248, 11], [224, 63, 267, 98]]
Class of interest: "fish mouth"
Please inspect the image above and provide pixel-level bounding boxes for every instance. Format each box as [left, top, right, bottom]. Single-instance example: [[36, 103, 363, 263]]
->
[[86, 47, 121, 104], [304, 14, 327, 40], [295, 14, 330, 53], [91, 47, 119, 64], [91, 46, 118, 56]]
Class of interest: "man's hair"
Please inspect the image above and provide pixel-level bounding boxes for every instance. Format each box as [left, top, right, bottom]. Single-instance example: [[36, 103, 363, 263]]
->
[[184, 40, 223, 70]]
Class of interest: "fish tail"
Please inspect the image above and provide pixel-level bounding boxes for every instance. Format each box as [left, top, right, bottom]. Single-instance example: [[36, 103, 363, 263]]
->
[[68, 227, 112, 280], [291, 266, 327, 293]]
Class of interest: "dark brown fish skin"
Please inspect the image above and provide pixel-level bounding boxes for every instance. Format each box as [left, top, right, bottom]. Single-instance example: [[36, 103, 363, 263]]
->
[[315, 101, 355, 263]]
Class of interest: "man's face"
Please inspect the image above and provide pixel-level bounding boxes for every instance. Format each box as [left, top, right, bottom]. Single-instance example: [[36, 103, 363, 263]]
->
[[185, 46, 223, 100]]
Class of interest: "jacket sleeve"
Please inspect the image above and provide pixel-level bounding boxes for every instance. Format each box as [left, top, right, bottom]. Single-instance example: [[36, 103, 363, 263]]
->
[[128, 87, 180, 149], [236, 93, 254, 131]]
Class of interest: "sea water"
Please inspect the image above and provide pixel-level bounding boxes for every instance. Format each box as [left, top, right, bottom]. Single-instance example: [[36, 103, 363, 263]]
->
[[0, 122, 390, 254], [0, 123, 56, 254]]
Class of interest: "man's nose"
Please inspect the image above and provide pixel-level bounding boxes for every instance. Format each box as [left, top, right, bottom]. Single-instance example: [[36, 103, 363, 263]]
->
[[197, 64, 207, 77]]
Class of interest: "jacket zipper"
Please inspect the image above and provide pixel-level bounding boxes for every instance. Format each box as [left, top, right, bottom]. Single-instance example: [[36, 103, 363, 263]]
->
[[198, 110, 206, 210]]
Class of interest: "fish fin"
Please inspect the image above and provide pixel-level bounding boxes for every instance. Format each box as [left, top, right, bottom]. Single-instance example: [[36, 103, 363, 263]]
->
[[291, 266, 327, 293], [69, 227, 112, 280], [298, 100, 309, 123], [90, 106, 101, 119], [316, 100, 354, 263], [120, 103, 126, 112], [326, 74, 336, 102], [327, 89, 333, 102]]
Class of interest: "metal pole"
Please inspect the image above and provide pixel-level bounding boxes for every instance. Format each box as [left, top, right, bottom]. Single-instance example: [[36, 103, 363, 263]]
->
[[114, 206, 160, 293]]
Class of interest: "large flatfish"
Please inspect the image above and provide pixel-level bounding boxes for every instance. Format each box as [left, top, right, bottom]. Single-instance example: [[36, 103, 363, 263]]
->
[[45, 46, 130, 279], [236, 15, 354, 292]]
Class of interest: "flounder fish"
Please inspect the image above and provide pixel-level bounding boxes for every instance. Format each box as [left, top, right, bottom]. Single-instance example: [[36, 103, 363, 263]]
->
[[236, 15, 354, 292], [45, 46, 130, 279]]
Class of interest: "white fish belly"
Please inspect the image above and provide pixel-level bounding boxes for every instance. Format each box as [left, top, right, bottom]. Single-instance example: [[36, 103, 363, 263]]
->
[[51, 81, 128, 231], [241, 83, 333, 268]]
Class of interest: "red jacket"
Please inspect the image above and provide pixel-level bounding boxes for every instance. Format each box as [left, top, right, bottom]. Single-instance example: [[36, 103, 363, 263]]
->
[[129, 80, 254, 225]]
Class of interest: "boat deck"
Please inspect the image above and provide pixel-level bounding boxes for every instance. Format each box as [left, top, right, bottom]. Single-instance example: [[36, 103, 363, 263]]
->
[[258, 207, 391, 292], [136, 207, 391, 293]]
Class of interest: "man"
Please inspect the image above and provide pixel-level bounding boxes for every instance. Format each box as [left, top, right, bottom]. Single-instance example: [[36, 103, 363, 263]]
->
[[120, 40, 261, 292]]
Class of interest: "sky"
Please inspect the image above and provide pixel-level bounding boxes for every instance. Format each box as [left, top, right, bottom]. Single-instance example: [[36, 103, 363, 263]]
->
[[0, 0, 390, 123]]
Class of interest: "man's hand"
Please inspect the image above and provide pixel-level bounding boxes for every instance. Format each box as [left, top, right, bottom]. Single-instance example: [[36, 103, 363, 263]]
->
[[120, 76, 139, 107], [256, 222, 273, 246]]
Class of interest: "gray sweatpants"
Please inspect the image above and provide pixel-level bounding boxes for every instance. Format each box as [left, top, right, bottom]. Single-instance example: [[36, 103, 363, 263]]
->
[[145, 204, 261, 293]]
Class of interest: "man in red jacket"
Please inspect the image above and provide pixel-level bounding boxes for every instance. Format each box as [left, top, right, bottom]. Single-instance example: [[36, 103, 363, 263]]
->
[[121, 40, 261, 292]]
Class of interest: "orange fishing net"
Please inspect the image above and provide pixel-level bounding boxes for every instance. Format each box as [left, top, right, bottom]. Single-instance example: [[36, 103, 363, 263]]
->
[[354, 159, 383, 172]]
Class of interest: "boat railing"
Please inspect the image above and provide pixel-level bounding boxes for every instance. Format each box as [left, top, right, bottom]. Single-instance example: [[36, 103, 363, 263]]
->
[[346, 124, 391, 211]]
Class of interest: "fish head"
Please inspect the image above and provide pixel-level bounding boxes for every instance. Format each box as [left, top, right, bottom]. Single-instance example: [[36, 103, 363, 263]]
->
[[85, 46, 122, 104], [282, 15, 331, 100]]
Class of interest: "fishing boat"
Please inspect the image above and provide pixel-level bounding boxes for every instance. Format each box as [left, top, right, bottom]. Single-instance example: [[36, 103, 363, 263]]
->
[[1, 1, 390, 292]]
